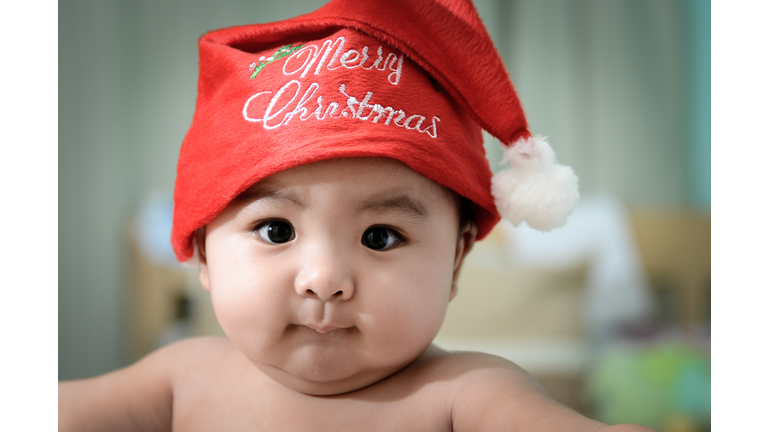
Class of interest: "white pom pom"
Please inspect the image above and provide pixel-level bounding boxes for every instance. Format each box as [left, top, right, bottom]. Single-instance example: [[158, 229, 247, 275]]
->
[[491, 135, 579, 231]]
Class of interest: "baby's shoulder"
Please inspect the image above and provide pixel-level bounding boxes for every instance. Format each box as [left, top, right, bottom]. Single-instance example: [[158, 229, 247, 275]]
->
[[149, 336, 242, 380], [407, 347, 606, 432], [154, 336, 237, 362], [157, 335, 234, 354], [58, 337, 237, 432], [412, 347, 549, 396]]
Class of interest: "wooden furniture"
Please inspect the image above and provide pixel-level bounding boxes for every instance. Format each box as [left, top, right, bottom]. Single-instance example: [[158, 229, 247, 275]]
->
[[628, 210, 711, 325]]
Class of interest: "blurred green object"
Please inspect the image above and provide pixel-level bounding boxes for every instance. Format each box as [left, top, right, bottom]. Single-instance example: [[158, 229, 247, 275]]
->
[[586, 341, 710, 432]]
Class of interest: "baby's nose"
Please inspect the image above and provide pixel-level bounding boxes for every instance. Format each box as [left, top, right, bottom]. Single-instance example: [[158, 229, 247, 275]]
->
[[294, 255, 354, 301]]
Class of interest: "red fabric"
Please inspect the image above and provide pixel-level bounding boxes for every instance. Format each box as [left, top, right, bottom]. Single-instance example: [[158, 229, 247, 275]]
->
[[172, 0, 530, 262]]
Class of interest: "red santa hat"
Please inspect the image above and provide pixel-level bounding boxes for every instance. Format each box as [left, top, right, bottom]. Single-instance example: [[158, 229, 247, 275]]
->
[[171, 0, 579, 263]]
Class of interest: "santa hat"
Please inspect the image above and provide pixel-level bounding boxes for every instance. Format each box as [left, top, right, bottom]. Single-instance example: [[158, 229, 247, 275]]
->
[[171, 0, 579, 263]]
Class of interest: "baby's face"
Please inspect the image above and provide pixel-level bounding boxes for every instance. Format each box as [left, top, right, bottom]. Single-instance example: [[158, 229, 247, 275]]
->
[[198, 158, 473, 395]]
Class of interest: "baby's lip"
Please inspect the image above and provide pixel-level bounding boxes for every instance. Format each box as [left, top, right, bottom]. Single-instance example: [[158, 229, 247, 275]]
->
[[302, 323, 351, 333]]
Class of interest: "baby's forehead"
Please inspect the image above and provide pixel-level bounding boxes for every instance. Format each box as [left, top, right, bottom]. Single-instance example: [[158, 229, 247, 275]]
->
[[238, 157, 455, 205]]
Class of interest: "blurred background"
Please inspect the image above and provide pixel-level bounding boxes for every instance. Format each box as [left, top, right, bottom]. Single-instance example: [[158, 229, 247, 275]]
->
[[59, 1, 710, 430]]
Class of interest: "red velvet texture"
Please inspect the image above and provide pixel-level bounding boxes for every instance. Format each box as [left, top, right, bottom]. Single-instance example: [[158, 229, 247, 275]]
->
[[172, 0, 530, 261]]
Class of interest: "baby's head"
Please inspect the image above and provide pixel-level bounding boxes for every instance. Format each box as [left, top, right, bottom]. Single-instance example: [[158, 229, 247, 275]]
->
[[171, 0, 579, 395]]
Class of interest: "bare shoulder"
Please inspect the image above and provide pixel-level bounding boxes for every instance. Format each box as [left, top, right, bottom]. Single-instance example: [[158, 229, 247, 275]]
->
[[150, 336, 237, 371], [101, 336, 238, 383], [414, 347, 618, 432], [414, 347, 551, 398], [58, 337, 236, 432]]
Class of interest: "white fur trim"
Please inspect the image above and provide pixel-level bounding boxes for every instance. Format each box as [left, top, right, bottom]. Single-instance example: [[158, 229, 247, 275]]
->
[[491, 135, 579, 231]]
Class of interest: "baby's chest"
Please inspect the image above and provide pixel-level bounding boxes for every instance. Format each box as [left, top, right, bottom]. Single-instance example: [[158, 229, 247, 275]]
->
[[171, 380, 453, 431]]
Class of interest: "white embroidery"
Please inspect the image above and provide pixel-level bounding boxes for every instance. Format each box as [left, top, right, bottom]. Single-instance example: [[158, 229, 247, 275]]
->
[[245, 36, 440, 138], [386, 53, 403, 85], [282, 44, 319, 78], [281, 36, 404, 85], [242, 81, 305, 129], [283, 38, 342, 78], [392, 110, 407, 127], [422, 116, 440, 138], [404, 115, 425, 130], [325, 37, 347, 71], [243, 91, 272, 122], [369, 104, 395, 124], [243, 81, 439, 138], [362, 47, 385, 70], [340, 48, 364, 69], [315, 38, 342, 75]]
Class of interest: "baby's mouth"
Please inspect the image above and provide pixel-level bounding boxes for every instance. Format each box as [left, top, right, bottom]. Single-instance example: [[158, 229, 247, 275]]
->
[[288, 323, 355, 334], [303, 323, 345, 333]]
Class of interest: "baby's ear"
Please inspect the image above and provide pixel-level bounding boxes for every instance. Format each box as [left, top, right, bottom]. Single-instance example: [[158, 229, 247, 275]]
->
[[195, 228, 211, 292], [450, 223, 478, 301]]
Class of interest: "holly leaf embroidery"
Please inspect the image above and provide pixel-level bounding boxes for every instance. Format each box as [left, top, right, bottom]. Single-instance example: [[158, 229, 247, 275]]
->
[[249, 44, 304, 79]]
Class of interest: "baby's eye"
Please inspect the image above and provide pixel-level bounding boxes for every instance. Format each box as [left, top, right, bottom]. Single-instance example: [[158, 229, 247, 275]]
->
[[361, 226, 402, 251], [255, 220, 295, 244]]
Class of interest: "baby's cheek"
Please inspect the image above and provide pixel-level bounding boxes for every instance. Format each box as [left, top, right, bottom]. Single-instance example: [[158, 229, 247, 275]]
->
[[365, 289, 447, 347], [210, 277, 285, 340]]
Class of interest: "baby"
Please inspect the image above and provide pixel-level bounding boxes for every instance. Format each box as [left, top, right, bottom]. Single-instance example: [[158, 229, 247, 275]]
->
[[59, 0, 654, 430]]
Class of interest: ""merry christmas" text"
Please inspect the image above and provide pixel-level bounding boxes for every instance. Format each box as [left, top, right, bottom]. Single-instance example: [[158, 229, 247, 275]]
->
[[243, 80, 439, 138]]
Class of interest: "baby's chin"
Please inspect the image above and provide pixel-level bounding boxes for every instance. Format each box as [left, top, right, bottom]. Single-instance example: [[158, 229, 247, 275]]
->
[[250, 347, 426, 396]]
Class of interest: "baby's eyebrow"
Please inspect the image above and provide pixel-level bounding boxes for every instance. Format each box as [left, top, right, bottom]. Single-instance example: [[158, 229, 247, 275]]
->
[[237, 185, 305, 208], [356, 193, 428, 219]]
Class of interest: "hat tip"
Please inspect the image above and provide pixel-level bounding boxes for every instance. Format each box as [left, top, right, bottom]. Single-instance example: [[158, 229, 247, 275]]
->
[[491, 135, 579, 231]]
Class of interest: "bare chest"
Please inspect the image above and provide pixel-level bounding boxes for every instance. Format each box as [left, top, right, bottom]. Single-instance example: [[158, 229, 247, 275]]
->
[[170, 371, 453, 432]]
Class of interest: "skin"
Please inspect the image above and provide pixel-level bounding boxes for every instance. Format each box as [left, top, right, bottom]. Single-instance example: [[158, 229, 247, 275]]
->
[[59, 158, 656, 432]]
